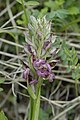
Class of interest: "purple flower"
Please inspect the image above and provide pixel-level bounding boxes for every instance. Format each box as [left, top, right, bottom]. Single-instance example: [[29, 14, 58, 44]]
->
[[24, 44, 32, 54], [49, 60, 60, 68], [32, 54, 36, 63], [48, 73, 55, 82], [37, 69, 48, 77], [23, 68, 30, 80], [23, 58, 55, 83], [33, 59, 46, 69], [37, 63, 51, 77], [43, 41, 51, 50], [33, 59, 54, 81], [30, 79, 38, 85]]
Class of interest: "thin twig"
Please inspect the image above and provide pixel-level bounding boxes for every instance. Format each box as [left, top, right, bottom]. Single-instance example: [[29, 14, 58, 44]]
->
[[0, 1, 16, 17], [0, 38, 23, 48], [0, 89, 11, 108]]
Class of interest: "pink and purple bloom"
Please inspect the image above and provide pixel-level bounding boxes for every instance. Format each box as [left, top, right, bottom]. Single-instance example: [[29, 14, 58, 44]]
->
[[23, 58, 55, 83], [23, 67, 38, 84], [23, 68, 30, 80], [33, 59, 55, 82]]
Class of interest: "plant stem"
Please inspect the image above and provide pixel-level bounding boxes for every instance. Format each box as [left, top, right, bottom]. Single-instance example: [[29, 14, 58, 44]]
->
[[28, 97, 34, 120], [21, 0, 28, 26], [33, 77, 42, 120], [75, 79, 78, 96], [28, 77, 42, 120]]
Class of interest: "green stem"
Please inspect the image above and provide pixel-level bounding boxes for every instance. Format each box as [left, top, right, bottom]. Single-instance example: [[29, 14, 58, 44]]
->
[[21, 0, 28, 26], [75, 79, 78, 97], [33, 77, 42, 120], [28, 97, 33, 120], [29, 77, 42, 120]]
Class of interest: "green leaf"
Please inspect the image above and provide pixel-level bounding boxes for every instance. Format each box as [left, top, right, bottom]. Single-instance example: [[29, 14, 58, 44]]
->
[[16, 0, 22, 4], [66, 66, 72, 73], [16, 0, 39, 15], [0, 88, 3, 92], [26, 1, 39, 6], [0, 78, 5, 84], [32, 10, 40, 18], [68, 7, 79, 15], [72, 64, 80, 79], [39, 108, 49, 120], [76, 74, 80, 80], [73, 57, 78, 65], [71, 47, 78, 65], [16, 19, 23, 25], [64, 48, 71, 57], [0, 111, 8, 120], [44, 1, 58, 10], [55, 0, 65, 6], [39, 7, 48, 18], [46, 11, 55, 20], [46, 9, 68, 20], [55, 9, 68, 19], [58, 50, 64, 57], [72, 72, 76, 79], [27, 81, 36, 100], [61, 53, 67, 60]]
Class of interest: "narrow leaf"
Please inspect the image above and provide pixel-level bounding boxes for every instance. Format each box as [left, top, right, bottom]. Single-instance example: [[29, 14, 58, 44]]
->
[[0, 88, 3, 92], [0, 78, 5, 84], [0, 111, 8, 120], [16, 0, 22, 4], [68, 7, 79, 15], [27, 81, 36, 100], [26, 1, 39, 6], [64, 48, 71, 57]]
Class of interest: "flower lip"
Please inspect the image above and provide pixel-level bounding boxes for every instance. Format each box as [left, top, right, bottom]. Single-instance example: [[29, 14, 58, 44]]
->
[[37, 70, 49, 78], [48, 73, 55, 82], [23, 68, 30, 80], [33, 59, 52, 78], [25, 44, 32, 54], [49, 60, 60, 67], [43, 41, 51, 50], [21, 60, 29, 68], [30, 79, 38, 85], [33, 59, 46, 69]]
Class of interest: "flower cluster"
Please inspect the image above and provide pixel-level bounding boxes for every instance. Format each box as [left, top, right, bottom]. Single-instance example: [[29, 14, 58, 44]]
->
[[22, 16, 57, 84], [23, 58, 55, 84], [33, 59, 55, 82], [23, 66, 38, 84]]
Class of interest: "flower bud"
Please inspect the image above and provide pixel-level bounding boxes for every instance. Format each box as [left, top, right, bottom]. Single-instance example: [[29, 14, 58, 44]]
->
[[23, 68, 30, 80], [48, 73, 55, 82]]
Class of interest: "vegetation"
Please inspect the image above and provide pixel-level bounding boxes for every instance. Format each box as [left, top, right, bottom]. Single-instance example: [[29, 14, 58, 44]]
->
[[0, 0, 80, 120]]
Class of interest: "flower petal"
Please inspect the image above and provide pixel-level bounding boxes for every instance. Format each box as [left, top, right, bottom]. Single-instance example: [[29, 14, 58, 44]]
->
[[25, 44, 32, 54], [23, 68, 30, 80], [33, 59, 46, 69], [37, 70, 48, 77], [30, 79, 38, 84], [48, 73, 55, 82]]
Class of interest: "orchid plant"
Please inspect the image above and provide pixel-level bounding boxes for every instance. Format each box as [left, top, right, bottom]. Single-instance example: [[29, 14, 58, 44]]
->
[[22, 16, 58, 120]]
